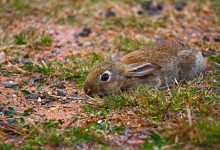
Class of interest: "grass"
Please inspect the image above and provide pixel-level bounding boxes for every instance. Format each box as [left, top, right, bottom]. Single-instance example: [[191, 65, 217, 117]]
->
[[140, 132, 165, 150], [0, 107, 124, 149], [101, 15, 166, 30], [0, 0, 29, 15], [81, 72, 220, 148], [82, 84, 219, 121], [102, 15, 150, 29], [14, 32, 27, 45], [114, 35, 154, 53], [0, 119, 106, 149], [35, 33, 53, 46], [20, 53, 104, 87], [58, 16, 82, 26], [13, 30, 53, 46], [81, 93, 136, 115], [0, 0, 220, 149], [2, 31, 220, 150]]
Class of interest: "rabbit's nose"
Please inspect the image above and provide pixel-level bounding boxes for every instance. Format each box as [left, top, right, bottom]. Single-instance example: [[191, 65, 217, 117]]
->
[[84, 86, 92, 95], [84, 87, 89, 93]]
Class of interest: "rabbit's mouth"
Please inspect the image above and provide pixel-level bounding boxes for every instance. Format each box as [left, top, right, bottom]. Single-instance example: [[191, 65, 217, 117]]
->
[[84, 87, 110, 97]]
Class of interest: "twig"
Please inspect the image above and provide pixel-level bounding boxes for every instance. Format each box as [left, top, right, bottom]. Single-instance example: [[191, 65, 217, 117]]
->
[[0, 44, 29, 52], [187, 105, 192, 127], [0, 118, 25, 136], [7, 62, 27, 73], [165, 77, 171, 96], [64, 116, 79, 130], [85, 94, 100, 102]]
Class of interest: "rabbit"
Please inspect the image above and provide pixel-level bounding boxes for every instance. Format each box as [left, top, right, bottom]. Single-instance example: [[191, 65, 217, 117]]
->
[[84, 39, 206, 96]]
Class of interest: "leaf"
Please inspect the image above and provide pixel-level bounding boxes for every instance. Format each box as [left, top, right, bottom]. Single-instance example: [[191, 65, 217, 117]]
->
[[11, 84, 22, 90], [23, 108, 33, 116], [14, 119, 20, 126], [140, 141, 154, 150], [110, 125, 125, 133], [21, 90, 31, 95], [150, 132, 164, 148], [58, 119, 63, 124], [6, 107, 15, 117], [20, 117, 25, 126], [8, 107, 15, 112]]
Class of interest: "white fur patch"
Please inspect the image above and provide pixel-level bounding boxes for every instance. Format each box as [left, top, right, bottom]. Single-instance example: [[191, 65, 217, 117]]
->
[[103, 70, 113, 76], [194, 51, 205, 73]]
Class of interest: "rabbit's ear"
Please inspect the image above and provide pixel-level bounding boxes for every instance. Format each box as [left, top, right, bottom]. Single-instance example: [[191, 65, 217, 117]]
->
[[125, 63, 161, 77]]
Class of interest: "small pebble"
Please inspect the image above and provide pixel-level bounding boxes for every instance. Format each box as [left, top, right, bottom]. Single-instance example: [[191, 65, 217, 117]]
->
[[57, 90, 66, 96], [72, 89, 78, 95], [157, 3, 163, 10], [23, 54, 29, 59], [24, 60, 33, 65], [1, 109, 7, 115], [200, 35, 210, 41], [37, 97, 42, 102], [7, 118, 16, 124], [25, 93, 39, 99], [49, 85, 56, 88], [5, 82, 21, 89], [137, 10, 144, 15], [79, 27, 91, 37], [32, 75, 42, 82], [176, 14, 184, 19], [84, 41, 93, 47], [61, 99, 71, 104], [0, 107, 3, 113], [76, 40, 83, 47], [2, 72, 10, 76], [213, 34, 220, 42], [78, 43, 83, 47], [11, 58, 20, 64], [56, 82, 66, 89], [105, 9, 116, 17], [175, 1, 186, 11], [54, 45, 62, 48], [5, 82, 13, 88], [8, 80, 14, 84], [73, 33, 79, 38], [141, 0, 163, 15], [97, 120, 102, 124], [48, 91, 52, 95], [142, 0, 153, 10], [206, 26, 212, 32], [41, 98, 52, 105], [66, 40, 72, 44]]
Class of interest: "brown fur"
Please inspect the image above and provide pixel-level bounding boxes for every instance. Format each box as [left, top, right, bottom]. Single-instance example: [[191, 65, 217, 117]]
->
[[84, 39, 206, 96], [121, 39, 190, 65]]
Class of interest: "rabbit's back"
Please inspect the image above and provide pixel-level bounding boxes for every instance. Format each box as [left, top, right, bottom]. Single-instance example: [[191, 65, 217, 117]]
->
[[120, 39, 190, 66]]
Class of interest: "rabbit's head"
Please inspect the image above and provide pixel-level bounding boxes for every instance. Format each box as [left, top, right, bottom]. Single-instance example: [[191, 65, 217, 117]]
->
[[84, 61, 161, 96]]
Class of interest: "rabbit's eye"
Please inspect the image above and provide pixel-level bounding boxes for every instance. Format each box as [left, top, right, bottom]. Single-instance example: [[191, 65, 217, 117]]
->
[[100, 70, 112, 82], [100, 73, 109, 81]]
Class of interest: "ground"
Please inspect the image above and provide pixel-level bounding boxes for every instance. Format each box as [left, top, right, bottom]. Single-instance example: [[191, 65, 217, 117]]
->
[[0, 0, 220, 149]]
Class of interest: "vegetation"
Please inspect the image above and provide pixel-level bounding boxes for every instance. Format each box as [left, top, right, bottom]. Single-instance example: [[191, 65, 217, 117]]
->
[[0, 0, 219, 149]]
